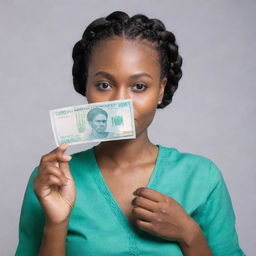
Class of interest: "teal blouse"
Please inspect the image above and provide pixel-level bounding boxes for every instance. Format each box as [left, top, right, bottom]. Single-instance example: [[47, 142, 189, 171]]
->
[[15, 144, 245, 255]]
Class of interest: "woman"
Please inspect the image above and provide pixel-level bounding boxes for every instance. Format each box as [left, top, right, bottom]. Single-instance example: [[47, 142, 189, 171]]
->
[[15, 11, 245, 255]]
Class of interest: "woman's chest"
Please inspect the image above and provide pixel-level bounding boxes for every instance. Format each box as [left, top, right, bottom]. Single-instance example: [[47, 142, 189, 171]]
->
[[99, 166, 154, 227], [68, 187, 183, 256], [68, 158, 203, 256]]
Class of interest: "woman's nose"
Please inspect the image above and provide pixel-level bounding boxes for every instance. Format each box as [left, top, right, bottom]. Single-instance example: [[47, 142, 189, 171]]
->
[[110, 86, 130, 101]]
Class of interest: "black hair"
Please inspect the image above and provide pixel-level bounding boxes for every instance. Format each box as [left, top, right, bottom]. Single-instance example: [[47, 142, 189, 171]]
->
[[72, 11, 183, 109], [87, 107, 108, 122]]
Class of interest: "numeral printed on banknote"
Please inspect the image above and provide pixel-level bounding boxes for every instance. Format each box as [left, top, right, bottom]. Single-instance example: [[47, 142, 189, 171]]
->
[[49, 99, 136, 146]]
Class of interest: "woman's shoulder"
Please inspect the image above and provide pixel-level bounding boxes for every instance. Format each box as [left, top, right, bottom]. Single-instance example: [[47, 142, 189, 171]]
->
[[158, 144, 223, 182], [159, 144, 214, 164]]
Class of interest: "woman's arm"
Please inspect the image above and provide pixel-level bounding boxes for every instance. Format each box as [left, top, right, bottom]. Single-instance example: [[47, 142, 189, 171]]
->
[[34, 144, 76, 255], [186, 162, 245, 256], [39, 220, 69, 256], [15, 144, 76, 256]]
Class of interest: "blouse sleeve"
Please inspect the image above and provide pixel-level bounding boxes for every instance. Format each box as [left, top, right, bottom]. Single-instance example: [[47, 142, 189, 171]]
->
[[193, 161, 246, 256], [15, 166, 46, 256]]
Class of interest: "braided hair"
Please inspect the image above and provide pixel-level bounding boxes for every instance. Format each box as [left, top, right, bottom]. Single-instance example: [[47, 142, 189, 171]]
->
[[72, 11, 183, 109]]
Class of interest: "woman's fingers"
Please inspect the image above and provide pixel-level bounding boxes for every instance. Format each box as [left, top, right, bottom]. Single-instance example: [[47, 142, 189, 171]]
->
[[40, 144, 71, 164], [39, 162, 67, 178], [34, 164, 68, 193], [131, 196, 158, 212], [36, 170, 65, 186], [34, 172, 65, 199], [43, 173, 67, 187], [35, 143, 73, 190], [40, 170, 68, 185], [59, 161, 72, 180]]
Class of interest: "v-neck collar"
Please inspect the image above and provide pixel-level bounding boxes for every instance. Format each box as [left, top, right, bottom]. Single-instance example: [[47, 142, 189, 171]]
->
[[88, 144, 163, 232]]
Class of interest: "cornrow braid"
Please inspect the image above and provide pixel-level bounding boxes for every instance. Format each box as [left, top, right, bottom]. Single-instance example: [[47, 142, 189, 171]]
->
[[72, 11, 183, 109]]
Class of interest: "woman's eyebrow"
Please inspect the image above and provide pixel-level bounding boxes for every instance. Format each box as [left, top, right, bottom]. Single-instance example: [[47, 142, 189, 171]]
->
[[94, 71, 153, 80]]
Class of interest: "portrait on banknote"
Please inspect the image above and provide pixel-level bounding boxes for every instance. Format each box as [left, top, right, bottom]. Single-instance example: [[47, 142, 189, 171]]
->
[[85, 107, 115, 140]]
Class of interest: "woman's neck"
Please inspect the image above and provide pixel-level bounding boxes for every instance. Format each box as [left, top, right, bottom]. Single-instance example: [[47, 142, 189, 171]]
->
[[93, 130, 158, 168]]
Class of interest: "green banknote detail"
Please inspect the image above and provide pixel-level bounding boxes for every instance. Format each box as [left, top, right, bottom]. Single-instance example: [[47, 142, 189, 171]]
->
[[111, 115, 124, 126], [75, 109, 86, 133]]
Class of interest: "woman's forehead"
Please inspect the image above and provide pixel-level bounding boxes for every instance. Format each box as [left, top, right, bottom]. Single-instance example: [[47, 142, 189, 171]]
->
[[88, 36, 160, 78]]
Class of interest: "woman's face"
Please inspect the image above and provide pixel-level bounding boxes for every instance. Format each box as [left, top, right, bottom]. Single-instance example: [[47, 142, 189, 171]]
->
[[85, 36, 167, 137]]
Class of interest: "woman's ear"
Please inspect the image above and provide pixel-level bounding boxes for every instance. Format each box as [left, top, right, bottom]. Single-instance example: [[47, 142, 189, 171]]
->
[[158, 77, 167, 103]]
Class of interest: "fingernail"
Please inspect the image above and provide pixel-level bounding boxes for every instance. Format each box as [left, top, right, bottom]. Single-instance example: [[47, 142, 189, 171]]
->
[[133, 187, 144, 195], [64, 155, 72, 160]]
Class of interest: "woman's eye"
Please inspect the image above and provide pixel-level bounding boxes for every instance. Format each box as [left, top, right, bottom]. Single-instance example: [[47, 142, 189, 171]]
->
[[132, 83, 148, 92], [96, 82, 111, 90]]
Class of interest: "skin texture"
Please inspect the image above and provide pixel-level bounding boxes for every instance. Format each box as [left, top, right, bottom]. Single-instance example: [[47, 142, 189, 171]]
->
[[35, 35, 213, 255]]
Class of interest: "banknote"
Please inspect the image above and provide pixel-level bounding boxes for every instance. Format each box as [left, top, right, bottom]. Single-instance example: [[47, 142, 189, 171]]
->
[[49, 99, 136, 146]]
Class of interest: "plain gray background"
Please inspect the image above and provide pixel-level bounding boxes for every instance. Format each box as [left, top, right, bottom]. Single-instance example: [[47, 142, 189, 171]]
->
[[1, 1, 255, 255]]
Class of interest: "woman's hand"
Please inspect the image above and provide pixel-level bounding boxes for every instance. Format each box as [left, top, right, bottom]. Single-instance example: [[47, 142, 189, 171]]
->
[[33, 144, 76, 227], [131, 187, 199, 245]]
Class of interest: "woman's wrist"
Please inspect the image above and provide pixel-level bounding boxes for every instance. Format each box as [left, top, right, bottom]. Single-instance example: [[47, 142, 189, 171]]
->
[[44, 216, 70, 230], [39, 219, 70, 256], [178, 219, 213, 256], [179, 218, 201, 247], [44, 221, 69, 234]]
